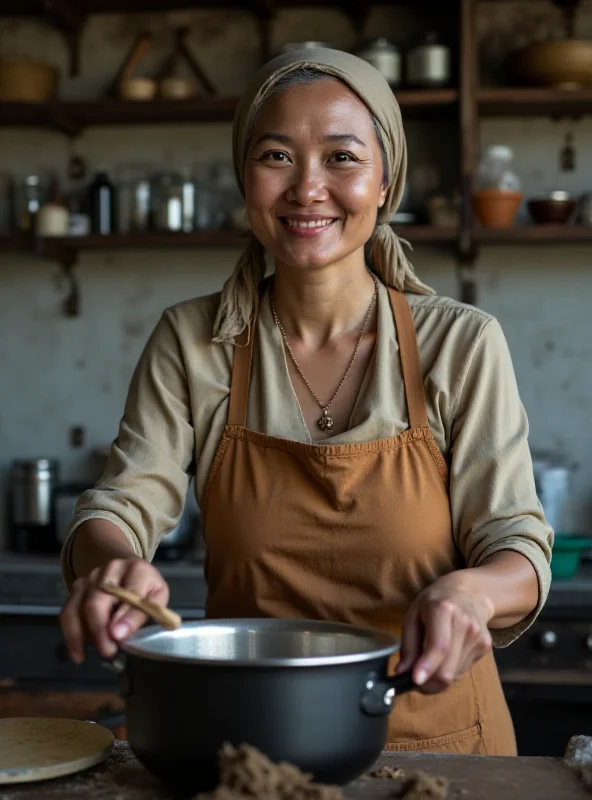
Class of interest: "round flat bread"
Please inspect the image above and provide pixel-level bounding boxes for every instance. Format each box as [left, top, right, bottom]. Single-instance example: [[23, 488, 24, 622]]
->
[[0, 718, 114, 785]]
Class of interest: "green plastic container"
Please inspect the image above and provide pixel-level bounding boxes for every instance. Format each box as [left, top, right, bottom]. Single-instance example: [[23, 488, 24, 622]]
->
[[551, 535, 592, 581]]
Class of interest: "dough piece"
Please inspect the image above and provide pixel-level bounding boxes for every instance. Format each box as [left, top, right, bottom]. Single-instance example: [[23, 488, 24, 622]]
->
[[401, 771, 449, 799], [564, 735, 592, 790], [370, 765, 405, 780], [196, 744, 343, 800]]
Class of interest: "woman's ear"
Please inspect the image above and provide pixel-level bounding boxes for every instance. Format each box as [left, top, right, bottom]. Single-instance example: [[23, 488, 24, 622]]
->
[[378, 184, 388, 209]]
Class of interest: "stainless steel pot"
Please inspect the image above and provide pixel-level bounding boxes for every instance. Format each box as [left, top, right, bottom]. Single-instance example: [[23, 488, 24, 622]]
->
[[113, 618, 414, 793], [406, 32, 451, 88], [11, 458, 58, 526]]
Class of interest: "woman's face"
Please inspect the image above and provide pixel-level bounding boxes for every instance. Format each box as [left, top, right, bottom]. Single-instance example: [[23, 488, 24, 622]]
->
[[244, 78, 388, 273]]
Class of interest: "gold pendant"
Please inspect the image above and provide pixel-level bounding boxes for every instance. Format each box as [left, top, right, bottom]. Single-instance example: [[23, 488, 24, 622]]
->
[[318, 409, 334, 431]]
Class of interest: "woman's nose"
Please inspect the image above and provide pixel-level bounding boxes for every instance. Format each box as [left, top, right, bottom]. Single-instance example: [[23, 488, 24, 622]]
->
[[285, 165, 330, 206]]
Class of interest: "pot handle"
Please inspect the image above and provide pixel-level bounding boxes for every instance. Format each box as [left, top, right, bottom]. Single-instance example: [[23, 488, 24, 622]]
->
[[101, 653, 133, 699], [360, 671, 415, 717]]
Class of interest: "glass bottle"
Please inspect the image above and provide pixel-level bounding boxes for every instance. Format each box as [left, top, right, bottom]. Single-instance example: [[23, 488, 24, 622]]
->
[[89, 171, 116, 235]]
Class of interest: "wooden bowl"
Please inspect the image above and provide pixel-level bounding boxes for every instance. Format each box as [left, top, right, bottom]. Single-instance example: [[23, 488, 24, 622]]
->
[[528, 192, 576, 225], [473, 190, 523, 229], [159, 77, 197, 100], [0, 58, 58, 102], [119, 77, 157, 101], [506, 40, 592, 88]]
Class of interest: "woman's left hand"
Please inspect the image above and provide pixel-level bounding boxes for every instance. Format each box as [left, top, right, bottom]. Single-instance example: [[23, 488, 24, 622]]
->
[[395, 573, 495, 695]]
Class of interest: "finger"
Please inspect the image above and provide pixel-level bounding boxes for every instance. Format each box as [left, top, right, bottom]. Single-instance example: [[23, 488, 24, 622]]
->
[[396, 606, 422, 675], [109, 562, 170, 642], [433, 614, 468, 688], [413, 600, 453, 687], [82, 561, 128, 658], [59, 579, 88, 664], [458, 627, 493, 676]]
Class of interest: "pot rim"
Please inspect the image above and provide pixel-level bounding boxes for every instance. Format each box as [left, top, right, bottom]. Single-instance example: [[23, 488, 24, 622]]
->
[[121, 618, 400, 667]]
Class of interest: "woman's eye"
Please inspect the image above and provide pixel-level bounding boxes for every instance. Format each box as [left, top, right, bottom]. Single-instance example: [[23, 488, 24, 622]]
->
[[329, 152, 356, 163], [260, 151, 290, 163]]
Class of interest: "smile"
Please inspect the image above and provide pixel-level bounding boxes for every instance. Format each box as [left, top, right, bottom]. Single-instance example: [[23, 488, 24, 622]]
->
[[279, 217, 338, 236]]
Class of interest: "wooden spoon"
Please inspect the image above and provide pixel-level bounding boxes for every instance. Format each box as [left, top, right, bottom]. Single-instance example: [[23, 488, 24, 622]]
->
[[99, 582, 182, 631]]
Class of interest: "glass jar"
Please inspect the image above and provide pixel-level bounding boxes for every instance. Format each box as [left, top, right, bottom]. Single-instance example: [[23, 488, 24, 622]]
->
[[13, 173, 49, 232], [151, 171, 184, 232], [117, 165, 152, 233], [476, 145, 521, 192]]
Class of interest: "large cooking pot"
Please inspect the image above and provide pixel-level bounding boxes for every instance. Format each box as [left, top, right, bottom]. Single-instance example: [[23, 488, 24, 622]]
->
[[112, 618, 414, 794]]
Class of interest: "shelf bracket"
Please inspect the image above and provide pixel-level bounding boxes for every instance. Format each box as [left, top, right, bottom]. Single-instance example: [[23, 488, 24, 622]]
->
[[42, 0, 86, 77], [341, 0, 371, 35], [37, 238, 81, 316], [46, 103, 83, 137], [252, 0, 277, 66]]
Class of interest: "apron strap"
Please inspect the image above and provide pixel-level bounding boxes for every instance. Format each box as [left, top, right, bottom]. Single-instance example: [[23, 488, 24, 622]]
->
[[387, 287, 429, 430], [227, 317, 257, 427]]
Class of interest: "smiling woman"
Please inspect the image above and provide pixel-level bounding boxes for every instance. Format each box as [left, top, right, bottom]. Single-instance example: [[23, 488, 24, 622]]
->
[[60, 49, 553, 761]]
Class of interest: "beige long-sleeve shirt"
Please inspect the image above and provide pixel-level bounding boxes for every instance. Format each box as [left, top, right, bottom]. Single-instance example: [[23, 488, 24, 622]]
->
[[61, 281, 553, 645]]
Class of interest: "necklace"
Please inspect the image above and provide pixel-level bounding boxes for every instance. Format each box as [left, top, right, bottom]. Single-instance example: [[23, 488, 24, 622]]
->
[[270, 275, 378, 432]]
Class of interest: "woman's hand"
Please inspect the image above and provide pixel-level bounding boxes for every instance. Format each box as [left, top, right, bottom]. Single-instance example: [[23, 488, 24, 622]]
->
[[59, 557, 170, 664], [396, 572, 494, 694]]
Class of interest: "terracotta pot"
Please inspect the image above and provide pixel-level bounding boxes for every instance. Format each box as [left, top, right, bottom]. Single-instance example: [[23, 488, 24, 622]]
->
[[473, 189, 523, 229]]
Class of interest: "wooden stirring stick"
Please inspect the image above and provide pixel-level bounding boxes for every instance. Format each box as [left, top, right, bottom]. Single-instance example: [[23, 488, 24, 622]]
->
[[99, 582, 182, 631]]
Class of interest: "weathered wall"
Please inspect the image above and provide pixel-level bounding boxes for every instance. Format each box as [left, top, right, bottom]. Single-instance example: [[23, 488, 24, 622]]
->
[[0, 3, 591, 544]]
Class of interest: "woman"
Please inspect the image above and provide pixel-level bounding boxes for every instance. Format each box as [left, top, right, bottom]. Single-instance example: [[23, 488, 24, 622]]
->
[[59, 49, 552, 755]]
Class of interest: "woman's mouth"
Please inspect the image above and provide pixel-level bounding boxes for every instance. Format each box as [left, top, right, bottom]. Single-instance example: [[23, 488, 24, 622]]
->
[[279, 217, 338, 236]]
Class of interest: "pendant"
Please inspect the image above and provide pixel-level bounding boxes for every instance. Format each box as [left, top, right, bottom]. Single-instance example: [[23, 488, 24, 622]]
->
[[318, 408, 334, 431]]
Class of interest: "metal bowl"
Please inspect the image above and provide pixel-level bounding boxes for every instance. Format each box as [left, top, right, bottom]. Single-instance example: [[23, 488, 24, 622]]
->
[[528, 191, 575, 225]]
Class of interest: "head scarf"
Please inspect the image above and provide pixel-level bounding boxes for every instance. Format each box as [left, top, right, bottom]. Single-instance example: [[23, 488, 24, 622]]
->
[[213, 47, 434, 344]]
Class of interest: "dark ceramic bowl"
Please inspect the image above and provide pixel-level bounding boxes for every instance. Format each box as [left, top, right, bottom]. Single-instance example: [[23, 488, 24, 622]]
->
[[528, 192, 575, 225]]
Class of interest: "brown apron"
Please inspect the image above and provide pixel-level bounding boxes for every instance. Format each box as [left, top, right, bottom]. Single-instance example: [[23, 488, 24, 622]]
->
[[201, 287, 516, 756]]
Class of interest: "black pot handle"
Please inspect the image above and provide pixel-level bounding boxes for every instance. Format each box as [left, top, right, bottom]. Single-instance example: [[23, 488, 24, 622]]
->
[[360, 671, 415, 717], [101, 653, 133, 699]]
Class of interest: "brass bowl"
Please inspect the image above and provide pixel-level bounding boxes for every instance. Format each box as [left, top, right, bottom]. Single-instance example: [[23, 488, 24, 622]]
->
[[506, 40, 592, 88], [528, 192, 576, 225]]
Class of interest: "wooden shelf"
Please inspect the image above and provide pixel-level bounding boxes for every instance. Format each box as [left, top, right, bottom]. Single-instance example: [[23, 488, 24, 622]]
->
[[0, 0, 427, 14], [0, 227, 457, 257], [0, 90, 457, 132], [475, 225, 592, 244], [479, 88, 592, 118]]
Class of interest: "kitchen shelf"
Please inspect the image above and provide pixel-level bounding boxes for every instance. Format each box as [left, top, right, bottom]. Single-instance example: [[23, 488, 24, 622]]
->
[[0, 226, 458, 258], [0, 90, 458, 132], [0, 0, 430, 14], [479, 88, 592, 118], [475, 226, 592, 244]]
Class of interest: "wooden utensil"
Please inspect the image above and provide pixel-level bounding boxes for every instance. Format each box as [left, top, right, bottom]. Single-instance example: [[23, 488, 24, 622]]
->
[[99, 582, 182, 630]]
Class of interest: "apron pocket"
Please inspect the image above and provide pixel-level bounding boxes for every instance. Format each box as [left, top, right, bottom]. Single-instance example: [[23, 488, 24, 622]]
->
[[384, 722, 486, 755]]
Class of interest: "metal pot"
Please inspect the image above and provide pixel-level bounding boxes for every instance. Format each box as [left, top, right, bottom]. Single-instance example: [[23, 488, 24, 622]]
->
[[532, 454, 573, 533], [113, 618, 413, 794], [355, 38, 401, 87], [11, 458, 58, 526], [406, 32, 451, 88]]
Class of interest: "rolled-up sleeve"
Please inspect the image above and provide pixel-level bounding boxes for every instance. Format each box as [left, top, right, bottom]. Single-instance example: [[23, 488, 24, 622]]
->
[[449, 317, 553, 647], [60, 308, 195, 589]]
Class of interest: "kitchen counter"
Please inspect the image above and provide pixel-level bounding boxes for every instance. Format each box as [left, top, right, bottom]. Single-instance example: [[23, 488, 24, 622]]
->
[[1, 742, 589, 799], [2, 554, 592, 615]]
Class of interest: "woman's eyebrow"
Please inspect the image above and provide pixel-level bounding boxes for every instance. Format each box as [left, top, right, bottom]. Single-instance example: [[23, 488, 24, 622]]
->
[[254, 133, 367, 146]]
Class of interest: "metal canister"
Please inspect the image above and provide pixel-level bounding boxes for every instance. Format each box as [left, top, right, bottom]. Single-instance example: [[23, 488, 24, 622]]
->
[[355, 38, 401, 87], [11, 458, 59, 526], [406, 32, 451, 88]]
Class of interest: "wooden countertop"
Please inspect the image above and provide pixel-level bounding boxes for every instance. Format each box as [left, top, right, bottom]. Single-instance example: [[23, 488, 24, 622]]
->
[[1, 742, 589, 799]]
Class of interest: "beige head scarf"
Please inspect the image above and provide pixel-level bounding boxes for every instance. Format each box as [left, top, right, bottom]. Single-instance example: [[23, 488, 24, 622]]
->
[[213, 47, 434, 343]]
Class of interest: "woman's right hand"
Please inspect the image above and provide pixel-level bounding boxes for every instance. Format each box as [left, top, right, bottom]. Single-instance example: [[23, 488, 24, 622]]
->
[[59, 557, 170, 664]]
